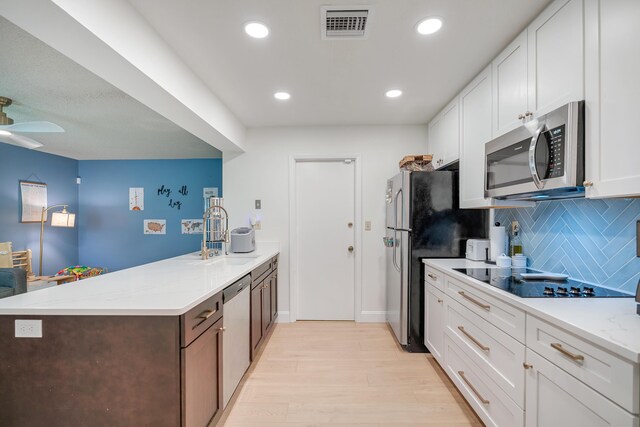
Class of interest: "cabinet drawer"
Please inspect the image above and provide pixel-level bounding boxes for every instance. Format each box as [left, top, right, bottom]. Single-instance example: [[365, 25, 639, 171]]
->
[[525, 349, 639, 427], [181, 291, 223, 347], [445, 276, 525, 343], [251, 260, 273, 289], [445, 298, 525, 407], [425, 265, 445, 293], [526, 315, 639, 414], [444, 335, 524, 427]]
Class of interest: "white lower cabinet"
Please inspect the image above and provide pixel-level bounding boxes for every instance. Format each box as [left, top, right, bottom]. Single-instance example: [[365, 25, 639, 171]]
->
[[425, 265, 640, 427], [446, 298, 525, 407], [524, 349, 639, 427], [444, 335, 524, 427], [424, 285, 445, 364]]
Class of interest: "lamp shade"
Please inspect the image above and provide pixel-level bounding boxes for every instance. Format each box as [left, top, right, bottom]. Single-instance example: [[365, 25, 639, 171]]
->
[[51, 211, 76, 227]]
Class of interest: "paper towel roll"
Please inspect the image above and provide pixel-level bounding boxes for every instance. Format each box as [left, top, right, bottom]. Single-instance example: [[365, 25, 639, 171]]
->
[[490, 226, 507, 262]]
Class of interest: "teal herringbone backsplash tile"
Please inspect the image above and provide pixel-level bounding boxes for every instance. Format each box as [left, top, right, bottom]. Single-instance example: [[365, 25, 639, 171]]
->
[[494, 198, 640, 294]]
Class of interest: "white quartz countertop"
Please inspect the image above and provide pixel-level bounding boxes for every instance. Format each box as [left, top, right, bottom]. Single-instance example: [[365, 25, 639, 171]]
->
[[424, 258, 640, 363], [0, 242, 280, 316]]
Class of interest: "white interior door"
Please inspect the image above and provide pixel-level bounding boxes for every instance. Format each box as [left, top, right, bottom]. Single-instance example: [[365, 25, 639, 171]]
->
[[295, 160, 355, 320]]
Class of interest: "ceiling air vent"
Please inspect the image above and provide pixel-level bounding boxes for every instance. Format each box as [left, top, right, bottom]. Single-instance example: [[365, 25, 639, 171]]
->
[[321, 6, 372, 39]]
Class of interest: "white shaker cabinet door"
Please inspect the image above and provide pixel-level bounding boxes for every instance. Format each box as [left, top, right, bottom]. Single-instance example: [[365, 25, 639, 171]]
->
[[492, 30, 528, 138], [424, 285, 445, 364], [459, 66, 493, 208], [428, 97, 459, 169], [524, 349, 638, 427], [584, 0, 640, 198], [528, 0, 585, 117]]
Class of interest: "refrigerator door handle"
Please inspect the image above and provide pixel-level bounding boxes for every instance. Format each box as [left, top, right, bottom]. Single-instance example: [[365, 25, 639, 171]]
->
[[393, 189, 403, 272]]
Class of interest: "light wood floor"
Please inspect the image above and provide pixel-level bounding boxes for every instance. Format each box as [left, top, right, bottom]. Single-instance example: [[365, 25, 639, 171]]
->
[[221, 321, 483, 427]]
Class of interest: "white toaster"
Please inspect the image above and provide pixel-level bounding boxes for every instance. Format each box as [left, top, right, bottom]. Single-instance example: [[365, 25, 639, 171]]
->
[[466, 239, 490, 261]]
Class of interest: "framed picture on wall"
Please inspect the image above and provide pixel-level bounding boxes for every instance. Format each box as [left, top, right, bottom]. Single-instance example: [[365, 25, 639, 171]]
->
[[19, 181, 47, 223]]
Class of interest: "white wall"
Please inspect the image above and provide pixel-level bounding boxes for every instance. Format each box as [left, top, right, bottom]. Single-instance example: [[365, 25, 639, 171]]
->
[[223, 125, 428, 322]]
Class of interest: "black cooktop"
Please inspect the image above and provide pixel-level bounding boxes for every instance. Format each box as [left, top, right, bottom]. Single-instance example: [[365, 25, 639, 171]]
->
[[453, 268, 633, 298]]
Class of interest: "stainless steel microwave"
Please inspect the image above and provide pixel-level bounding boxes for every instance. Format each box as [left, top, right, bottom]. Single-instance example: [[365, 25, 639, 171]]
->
[[484, 101, 585, 201]]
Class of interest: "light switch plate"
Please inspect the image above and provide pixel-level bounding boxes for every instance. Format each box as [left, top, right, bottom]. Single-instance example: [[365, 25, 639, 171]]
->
[[255, 200, 261, 210], [15, 319, 42, 338], [365, 221, 372, 231]]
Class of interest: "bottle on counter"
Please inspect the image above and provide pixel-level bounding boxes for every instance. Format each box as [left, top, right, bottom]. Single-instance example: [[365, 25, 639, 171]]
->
[[510, 222, 523, 257]]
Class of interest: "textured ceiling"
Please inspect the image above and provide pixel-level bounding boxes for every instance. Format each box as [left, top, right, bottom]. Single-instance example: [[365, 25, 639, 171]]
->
[[129, 0, 552, 127], [0, 17, 221, 160]]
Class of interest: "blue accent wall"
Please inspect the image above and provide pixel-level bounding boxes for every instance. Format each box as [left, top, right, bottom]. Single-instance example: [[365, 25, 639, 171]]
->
[[78, 159, 222, 271], [495, 198, 640, 293], [0, 143, 79, 275]]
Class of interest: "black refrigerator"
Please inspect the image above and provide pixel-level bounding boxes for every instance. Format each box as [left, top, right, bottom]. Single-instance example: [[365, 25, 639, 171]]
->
[[384, 170, 487, 352]]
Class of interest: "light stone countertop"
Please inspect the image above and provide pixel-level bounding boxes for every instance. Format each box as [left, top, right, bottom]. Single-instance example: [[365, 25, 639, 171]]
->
[[0, 242, 279, 316], [423, 258, 640, 363]]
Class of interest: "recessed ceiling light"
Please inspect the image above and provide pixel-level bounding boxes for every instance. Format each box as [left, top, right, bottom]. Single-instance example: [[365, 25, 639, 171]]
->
[[274, 92, 291, 100], [244, 21, 270, 39], [416, 17, 443, 35], [0, 130, 12, 136], [385, 89, 402, 98]]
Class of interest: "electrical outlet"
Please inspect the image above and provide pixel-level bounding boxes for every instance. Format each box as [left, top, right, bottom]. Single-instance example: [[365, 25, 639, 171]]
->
[[15, 319, 42, 338], [365, 221, 372, 231], [511, 220, 520, 233], [254, 220, 261, 230]]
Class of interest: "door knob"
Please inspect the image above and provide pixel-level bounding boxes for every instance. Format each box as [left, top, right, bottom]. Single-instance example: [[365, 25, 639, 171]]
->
[[348, 246, 354, 252]]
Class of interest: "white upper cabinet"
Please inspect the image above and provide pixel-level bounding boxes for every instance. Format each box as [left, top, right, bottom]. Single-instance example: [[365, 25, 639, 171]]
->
[[584, 0, 640, 198], [527, 0, 585, 117], [492, 31, 529, 137], [460, 66, 493, 208], [428, 97, 460, 169], [491, 0, 585, 139]]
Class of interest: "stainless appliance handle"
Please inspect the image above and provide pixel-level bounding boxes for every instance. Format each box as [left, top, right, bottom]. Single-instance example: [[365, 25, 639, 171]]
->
[[392, 189, 403, 272], [529, 125, 546, 190]]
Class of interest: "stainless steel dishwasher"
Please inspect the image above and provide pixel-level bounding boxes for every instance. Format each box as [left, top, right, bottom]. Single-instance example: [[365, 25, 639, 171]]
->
[[222, 274, 252, 408]]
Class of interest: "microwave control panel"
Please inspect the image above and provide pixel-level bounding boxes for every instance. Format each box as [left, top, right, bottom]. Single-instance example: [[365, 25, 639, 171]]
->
[[545, 124, 565, 178]]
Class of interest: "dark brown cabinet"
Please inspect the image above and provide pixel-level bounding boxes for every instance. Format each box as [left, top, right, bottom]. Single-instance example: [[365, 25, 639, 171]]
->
[[250, 255, 279, 360], [181, 316, 223, 427]]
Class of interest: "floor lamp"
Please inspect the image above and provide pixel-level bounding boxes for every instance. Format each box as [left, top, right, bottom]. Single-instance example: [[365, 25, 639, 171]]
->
[[39, 204, 76, 277]]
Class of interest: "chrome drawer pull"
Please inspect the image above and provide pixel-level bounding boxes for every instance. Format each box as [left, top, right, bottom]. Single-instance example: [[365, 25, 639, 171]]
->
[[437, 299, 443, 303], [458, 291, 490, 310], [458, 371, 490, 404], [458, 326, 490, 351], [427, 273, 438, 280], [550, 342, 584, 362], [198, 309, 218, 320]]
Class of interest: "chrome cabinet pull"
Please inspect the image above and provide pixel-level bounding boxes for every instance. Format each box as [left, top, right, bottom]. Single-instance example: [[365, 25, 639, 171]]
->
[[437, 299, 443, 303], [550, 343, 584, 362], [198, 309, 217, 320], [458, 371, 490, 404], [427, 273, 438, 280], [583, 181, 593, 187], [518, 113, 525, 120], [523, 362, 533, 370], [218, 327, 226, 332], [458, 326, 490, 351], [458, 291, 490, 310]]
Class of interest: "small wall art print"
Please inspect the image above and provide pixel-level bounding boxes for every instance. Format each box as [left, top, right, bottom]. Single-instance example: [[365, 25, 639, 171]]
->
[[20, 181, 47, 223], [144, 219, 166, 235], [129, 188, 144, 211], [181, 219, 204, 235]]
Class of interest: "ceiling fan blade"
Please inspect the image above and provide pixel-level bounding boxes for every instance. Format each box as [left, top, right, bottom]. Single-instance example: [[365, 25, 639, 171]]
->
[[0, 121, 65, 133], [1, 133, 44, 149]]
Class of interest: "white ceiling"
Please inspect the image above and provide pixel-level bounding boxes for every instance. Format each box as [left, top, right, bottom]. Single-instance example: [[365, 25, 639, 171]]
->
[[0, 16, 221, 160], [128, 0, 552, 127]]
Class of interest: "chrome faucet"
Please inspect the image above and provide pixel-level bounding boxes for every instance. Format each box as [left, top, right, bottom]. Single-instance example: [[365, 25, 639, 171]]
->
[[202, 203, 230, 259]]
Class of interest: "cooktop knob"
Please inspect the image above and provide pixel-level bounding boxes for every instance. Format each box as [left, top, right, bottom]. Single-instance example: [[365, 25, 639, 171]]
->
[[583, 286, 595, 296], [557, 287, 568, 296], [570, 286, 581, 296], [543, 286, 555, 296]]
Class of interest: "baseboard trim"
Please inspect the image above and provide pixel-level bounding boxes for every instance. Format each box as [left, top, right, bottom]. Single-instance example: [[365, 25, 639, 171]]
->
[[276, 311, 290, 323], [359, 311, 386, 323]]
